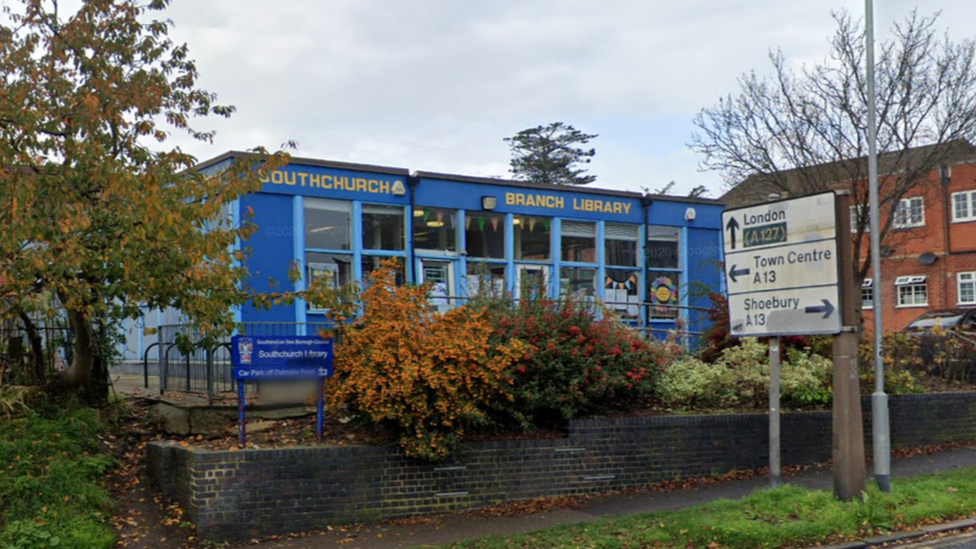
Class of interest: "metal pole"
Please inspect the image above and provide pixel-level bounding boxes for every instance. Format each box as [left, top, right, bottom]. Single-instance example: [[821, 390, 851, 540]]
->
[[769, 336, 781, 487], [866, 0, 892, 492]]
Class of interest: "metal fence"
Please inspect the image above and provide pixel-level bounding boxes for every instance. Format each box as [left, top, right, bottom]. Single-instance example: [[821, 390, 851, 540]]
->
[[0, 319, 71, 386], [150, 299, 714, 402]]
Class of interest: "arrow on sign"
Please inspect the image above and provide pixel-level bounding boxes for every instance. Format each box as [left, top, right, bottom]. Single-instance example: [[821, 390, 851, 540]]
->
[[728, 264, 751, 283], [725, 217, 740, 249], [804, 299, 835, 319]]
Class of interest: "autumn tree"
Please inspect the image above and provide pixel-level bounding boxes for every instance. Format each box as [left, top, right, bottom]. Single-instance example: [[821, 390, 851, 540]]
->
[[0, 0, 288, 397], [505, 122, 598, 185], [690, 10, 976, 279]]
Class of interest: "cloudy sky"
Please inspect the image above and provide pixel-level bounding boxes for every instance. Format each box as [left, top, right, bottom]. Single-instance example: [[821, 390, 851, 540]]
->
[[155, 0, 976, 197]]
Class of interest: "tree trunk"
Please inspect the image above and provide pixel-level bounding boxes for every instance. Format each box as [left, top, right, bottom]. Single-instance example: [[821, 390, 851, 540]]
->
[[55, 309, 95, 390], [18, 311, 47, 385]]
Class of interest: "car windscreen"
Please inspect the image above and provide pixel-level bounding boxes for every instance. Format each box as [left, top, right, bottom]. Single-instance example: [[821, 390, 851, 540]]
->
[[908, 315, 963, 329]]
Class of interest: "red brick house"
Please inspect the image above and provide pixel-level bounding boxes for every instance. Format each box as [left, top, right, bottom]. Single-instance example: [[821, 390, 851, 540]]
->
[[722, 140, 976, 332]]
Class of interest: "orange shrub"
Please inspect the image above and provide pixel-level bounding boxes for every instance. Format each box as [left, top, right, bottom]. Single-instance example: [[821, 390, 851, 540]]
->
[[327, 261, 525, 461]]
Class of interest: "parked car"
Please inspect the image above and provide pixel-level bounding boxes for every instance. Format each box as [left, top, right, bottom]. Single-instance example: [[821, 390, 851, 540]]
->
[[903, 308, 976, 333], [901, 308, 976, 383]]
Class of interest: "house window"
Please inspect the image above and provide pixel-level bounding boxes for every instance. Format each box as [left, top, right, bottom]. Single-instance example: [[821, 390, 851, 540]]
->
[[952, 191, 976, 222], [959, 272, 976, 305], [850, 204, 869, 233], [862, 278, 873, 309], [893, 197, 924, 229], [895, 275, 928, 307]]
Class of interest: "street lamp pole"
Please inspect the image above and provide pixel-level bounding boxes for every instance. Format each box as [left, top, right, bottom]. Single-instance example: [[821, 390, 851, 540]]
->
[[865, 0, 892, 492]]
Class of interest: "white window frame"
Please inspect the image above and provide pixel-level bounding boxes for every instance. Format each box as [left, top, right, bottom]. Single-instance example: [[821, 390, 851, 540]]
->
[[951, 191, 976, 223], [850, 204, 869, 233], [895, 275, 928, 307], [861, 278, 873, 309], [959, 271, 976, 305], [893, 197, 925, 229]]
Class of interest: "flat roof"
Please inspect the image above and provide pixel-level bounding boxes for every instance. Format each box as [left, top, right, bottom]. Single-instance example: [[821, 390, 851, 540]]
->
[[194, 151, 722, 206]]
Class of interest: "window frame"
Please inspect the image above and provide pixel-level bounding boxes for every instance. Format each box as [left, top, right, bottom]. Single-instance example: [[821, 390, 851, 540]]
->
[[951, 191, 976, 223], [893, 197, 925, 229], [304, 197, 353, 252], [862, 278, 873, 309], [895, 275, 928, 307], [958, 271, 976, 305]]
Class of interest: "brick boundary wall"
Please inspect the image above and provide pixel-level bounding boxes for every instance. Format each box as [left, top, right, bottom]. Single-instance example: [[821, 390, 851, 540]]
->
[[146, 392, 976, 540]]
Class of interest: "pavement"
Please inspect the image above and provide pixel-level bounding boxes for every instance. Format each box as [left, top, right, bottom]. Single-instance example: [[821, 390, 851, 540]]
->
[[242, 444, 976, 549]]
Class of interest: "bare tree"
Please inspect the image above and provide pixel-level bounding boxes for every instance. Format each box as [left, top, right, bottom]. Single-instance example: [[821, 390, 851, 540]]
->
[[690, 10, 976, 279]]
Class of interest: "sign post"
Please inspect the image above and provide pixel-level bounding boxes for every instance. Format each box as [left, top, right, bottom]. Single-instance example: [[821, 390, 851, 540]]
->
[[230, 335, 335, 448], [722, 191, 865, 498]]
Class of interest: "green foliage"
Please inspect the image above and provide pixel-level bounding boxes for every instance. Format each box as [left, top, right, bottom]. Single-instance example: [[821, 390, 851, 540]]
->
[[0, 408, 115, 549], [504, 122, 598, 186], [482, 297, 681, 429], [655, 357, 729, 408], [443, 467, 976, 549], [781, 347, 833, 407], [0, 0, 291, 392], [658, 338, 833, 410]]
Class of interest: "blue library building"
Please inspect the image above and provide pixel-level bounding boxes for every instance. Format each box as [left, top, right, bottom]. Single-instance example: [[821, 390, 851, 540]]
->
[[121, 152, 727, 362]]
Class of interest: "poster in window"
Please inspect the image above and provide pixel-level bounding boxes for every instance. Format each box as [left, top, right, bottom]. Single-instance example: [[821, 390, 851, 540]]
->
[[650, 275, 678, 315], [308, 262, 339, 290]]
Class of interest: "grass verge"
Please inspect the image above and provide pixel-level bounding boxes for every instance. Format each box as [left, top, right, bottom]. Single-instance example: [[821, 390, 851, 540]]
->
[[444, 468, 976, 549], [0, 407, 116, 549]]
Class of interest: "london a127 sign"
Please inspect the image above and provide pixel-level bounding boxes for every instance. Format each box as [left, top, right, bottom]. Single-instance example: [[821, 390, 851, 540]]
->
[[722, 191, 842, 337]]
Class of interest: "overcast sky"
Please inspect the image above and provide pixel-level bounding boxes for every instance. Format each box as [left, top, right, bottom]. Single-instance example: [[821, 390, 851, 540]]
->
[[156, 0, 976, 197]]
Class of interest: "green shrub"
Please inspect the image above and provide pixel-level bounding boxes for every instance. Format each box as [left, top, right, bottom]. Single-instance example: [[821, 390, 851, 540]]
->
[[328, 262, 525, 461], [0, 408, 115, 549], [781, 347, 833, 408], [482, 297, 680, 429], [656, 357, 729, 408], [658, 338, 835, 410]]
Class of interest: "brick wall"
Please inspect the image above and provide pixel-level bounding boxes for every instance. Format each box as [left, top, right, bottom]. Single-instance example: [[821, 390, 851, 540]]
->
[[147, 393, 976, 541]]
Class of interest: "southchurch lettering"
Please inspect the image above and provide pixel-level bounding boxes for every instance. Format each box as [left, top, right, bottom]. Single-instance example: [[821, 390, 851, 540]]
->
[[261, 170, 403, 195]]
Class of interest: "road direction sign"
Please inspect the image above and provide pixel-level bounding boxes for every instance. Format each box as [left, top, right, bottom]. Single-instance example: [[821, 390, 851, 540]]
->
[[722, 192, 842, 337]]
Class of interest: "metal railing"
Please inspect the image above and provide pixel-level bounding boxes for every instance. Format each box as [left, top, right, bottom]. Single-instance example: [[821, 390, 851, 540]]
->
[[153, 298, 714, 402]]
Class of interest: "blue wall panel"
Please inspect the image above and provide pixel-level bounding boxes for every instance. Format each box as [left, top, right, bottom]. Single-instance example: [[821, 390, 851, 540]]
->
[[685, 227, 724, 345], [240, 193, 297, 323]]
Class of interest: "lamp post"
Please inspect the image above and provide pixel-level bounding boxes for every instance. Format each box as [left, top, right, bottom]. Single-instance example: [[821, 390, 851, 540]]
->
[[865, 0, 892, 492]]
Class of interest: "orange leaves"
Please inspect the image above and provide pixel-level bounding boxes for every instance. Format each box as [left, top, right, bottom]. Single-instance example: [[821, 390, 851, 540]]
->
[[328, 261, 522, 461]]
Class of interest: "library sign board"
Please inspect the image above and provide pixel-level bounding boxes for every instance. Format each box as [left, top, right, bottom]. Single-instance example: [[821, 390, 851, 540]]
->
[[722, 192, 842, 337], [230, 335, 334, 446]]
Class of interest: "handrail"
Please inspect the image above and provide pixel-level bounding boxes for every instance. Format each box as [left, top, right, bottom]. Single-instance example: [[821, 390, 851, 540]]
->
[[142, 342, 159, 389]]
